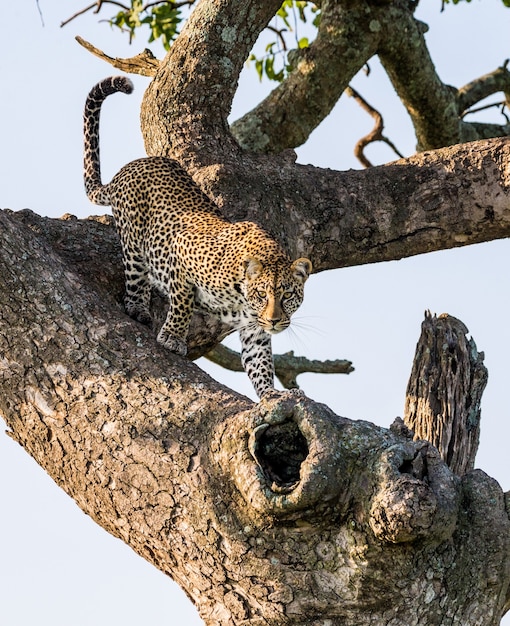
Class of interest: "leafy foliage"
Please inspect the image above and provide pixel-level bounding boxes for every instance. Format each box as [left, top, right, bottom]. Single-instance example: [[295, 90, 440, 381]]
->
[[70, 0, 510, 82], [248, 1, 320, 83], [107, 0, 186, 50], [63, 0, 320, 80]]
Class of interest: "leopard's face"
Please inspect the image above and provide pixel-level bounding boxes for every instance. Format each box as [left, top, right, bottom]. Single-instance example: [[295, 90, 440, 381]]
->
[[244, 257, 312, 334]]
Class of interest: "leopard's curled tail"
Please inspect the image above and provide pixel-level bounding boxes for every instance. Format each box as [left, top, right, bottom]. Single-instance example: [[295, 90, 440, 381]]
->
[[83, 76, 134, 205]]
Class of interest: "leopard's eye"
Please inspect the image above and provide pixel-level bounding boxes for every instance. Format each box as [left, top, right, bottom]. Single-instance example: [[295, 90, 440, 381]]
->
[[256, 289, 267, 299], [282, 290, 293, 300]]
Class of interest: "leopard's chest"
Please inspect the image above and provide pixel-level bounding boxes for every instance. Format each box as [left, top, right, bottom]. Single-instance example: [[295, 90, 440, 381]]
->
[[194, 285, 256, 329]]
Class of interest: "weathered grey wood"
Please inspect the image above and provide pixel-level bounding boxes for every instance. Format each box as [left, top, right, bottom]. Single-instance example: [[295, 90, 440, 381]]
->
[[404, 312, 488, 475]]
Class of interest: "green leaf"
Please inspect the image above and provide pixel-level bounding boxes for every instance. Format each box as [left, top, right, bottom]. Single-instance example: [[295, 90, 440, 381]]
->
[[255, 58, 264, 81], [264, 56, 284, 82], [107, 1, 184, 48], [276, 0, 292, 28], [140, 3, 181, 50]]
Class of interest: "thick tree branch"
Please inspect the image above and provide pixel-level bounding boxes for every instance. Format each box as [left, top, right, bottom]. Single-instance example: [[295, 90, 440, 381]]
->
[[377, 2, 461, 150], [141, 0, 283, 159], [379, 2, 510, 150], [2, 208, 510, 625], [230, 0, 380, 153], [206, 344, 354, 390], [178, 137, 510, 274]]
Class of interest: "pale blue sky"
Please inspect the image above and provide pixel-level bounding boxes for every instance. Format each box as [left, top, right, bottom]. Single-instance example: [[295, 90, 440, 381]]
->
[[1, 1, 510, 624]]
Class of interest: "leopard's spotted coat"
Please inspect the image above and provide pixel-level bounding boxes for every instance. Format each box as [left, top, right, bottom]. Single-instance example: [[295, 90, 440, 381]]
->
[[83, 76, 312, 397]]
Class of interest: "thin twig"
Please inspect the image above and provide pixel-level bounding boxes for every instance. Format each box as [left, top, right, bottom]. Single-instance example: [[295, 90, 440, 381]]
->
[[61, 4, 95, 28], [346, 86, 404, 168], [61, 1, 130, 28], [461, 100, 507, 119], [35, 0, 45, 26], [267, 24, 289, 51]]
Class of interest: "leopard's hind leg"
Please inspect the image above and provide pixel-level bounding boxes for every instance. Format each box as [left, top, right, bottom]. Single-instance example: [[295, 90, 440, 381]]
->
[[122, 248, 152, 327], [156, 273, 194, 357]]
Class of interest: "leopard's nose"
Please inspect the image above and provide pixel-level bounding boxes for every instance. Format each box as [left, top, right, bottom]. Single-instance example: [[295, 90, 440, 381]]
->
[[268, 317, 285, 332]]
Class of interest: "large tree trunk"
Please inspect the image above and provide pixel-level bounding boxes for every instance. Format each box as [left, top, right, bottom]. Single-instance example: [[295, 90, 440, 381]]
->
[[1, 207, 510, 625]]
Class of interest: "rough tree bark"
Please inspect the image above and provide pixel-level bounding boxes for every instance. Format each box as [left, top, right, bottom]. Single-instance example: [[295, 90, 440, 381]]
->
[[1, 208, 510, 625], [3, 0, 510, 624]]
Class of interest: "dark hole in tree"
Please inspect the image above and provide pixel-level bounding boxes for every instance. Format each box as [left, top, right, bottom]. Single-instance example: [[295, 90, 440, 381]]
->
[[399, 449, 428, 482], [255, 421, 309, 491], [399, 459, 414, 475]]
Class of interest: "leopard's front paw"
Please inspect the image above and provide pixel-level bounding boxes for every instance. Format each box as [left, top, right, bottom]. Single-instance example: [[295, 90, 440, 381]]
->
[[157, 329, 188, 356]]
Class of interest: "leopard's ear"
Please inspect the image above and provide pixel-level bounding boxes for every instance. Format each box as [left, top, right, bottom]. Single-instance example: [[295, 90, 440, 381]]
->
[[244, 257, 263, 279], [291, 258, 313, 283]]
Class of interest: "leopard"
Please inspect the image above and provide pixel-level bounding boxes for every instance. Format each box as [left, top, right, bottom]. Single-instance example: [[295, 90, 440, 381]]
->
[[83, 76, 312, 398]]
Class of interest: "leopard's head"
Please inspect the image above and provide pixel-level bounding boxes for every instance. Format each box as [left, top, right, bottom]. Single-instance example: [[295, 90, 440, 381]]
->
[[243, 257, 312, 334]]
